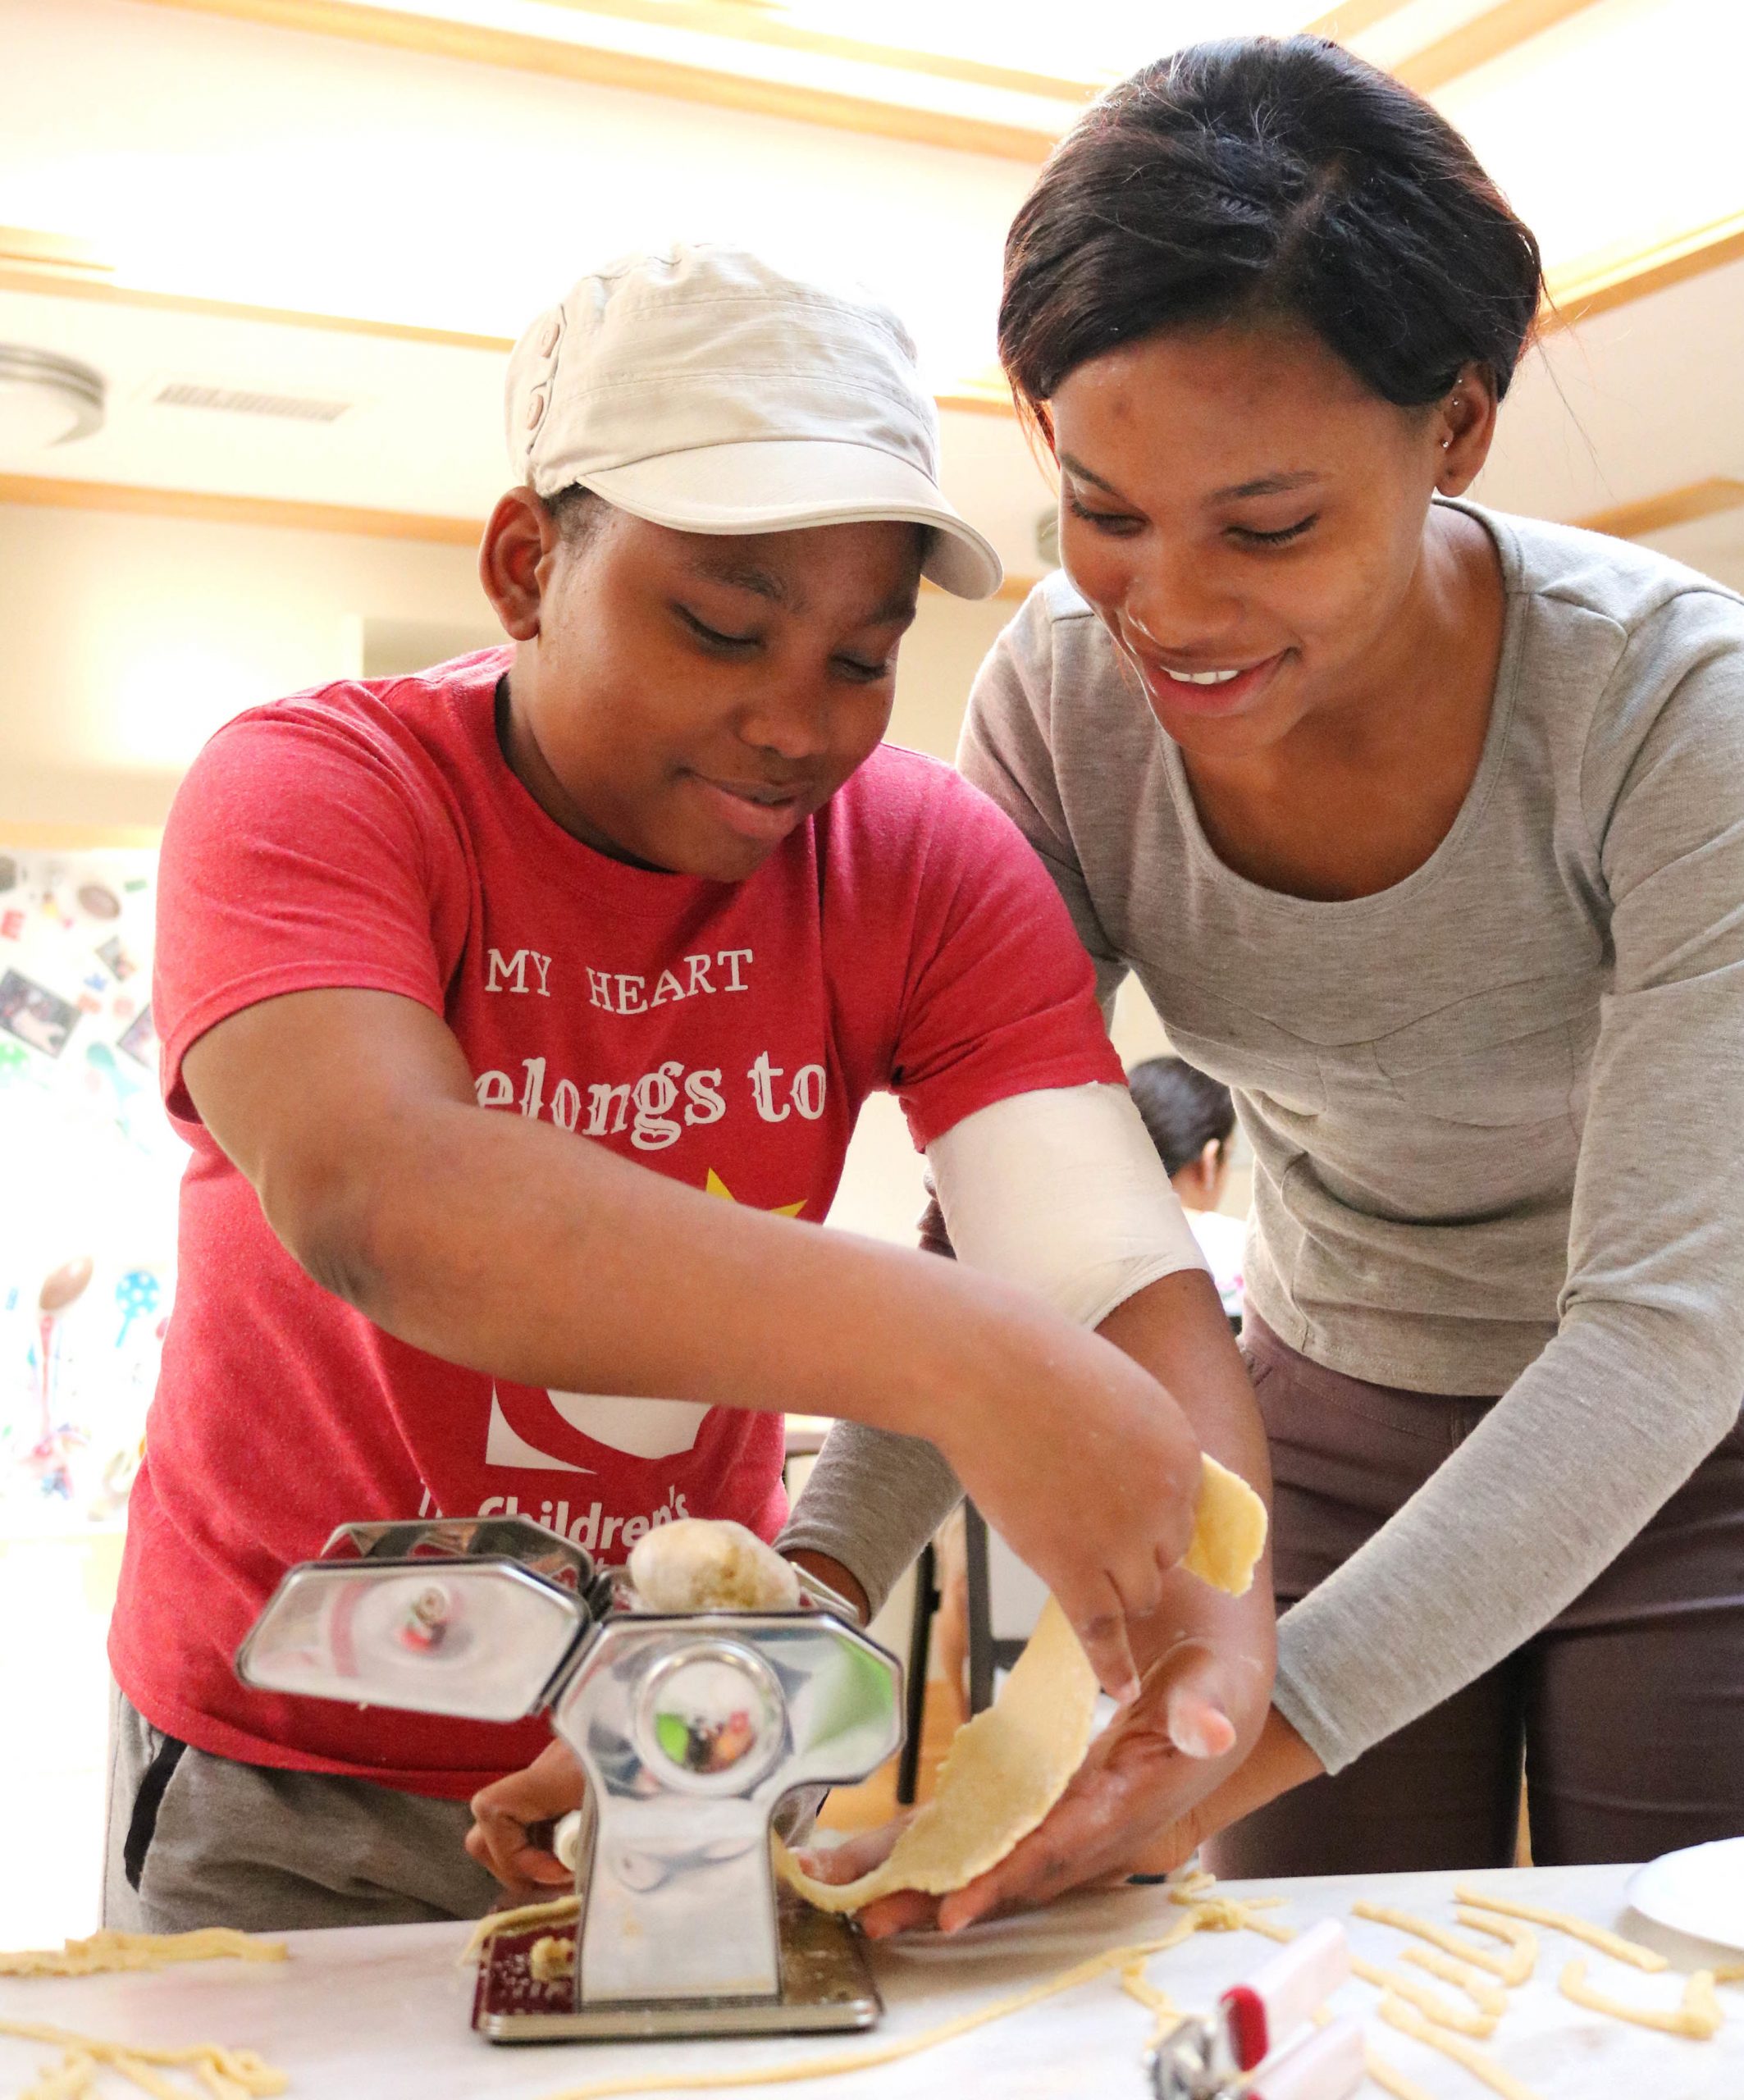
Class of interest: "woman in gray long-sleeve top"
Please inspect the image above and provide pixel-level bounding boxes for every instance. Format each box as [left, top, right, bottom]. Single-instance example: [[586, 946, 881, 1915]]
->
[[781, 34, 1744, 1913]]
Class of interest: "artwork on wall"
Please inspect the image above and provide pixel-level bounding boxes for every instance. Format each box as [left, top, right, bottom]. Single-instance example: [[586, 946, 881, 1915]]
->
[[0, 847, 184, 1535]]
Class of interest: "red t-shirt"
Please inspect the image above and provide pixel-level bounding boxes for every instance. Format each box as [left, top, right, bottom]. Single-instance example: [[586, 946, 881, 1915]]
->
[[113, 647, 1121, 1795]]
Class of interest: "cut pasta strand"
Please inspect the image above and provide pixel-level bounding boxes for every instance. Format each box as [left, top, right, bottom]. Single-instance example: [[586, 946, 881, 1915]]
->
[[1352, 1901, 1517, 1984], [1451, 1911, 1537, 1988], [21, 2052, 98, 2100], [523, 1889, 1297, 2100], [0, 2021, 286, 2100], [1377, 1993, 1543, 2100], [1365, 2048, 1439, 2100], [1118, 1961, 1181, 2050], [1559, 1961, 1723, 2040], [1349, 1956, 1498, 2038], [461, 1895, 581, 1964], [0, 1931, 287, 1979], [1452, 1885, 1665, 1973], [529, 1918, 1206, 2100], [1399, 1945, 1509, 2018]]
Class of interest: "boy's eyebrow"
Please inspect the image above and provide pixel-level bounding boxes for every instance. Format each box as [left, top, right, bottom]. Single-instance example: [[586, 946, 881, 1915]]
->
[[1058, 454, 1324, 504], [867, 586, 920, 626], [687, 551, 918, 627], [688, 550, 792, 604]]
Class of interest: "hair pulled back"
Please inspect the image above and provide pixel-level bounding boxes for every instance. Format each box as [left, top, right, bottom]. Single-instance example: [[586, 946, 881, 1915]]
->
[[1000, 37, 1543, 418], [1128, 1057, 1236, 1181]]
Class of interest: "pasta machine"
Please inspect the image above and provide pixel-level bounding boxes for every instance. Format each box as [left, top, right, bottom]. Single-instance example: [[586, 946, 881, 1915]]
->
[[236, 1513, 902, 2043]]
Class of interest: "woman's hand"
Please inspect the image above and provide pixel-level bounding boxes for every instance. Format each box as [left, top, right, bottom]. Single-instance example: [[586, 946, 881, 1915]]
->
[[910, 1701, 1317, 1938], [847, 1614, 1298, 1939], [466, 1737, 587, 1897], [920, 1650, 1285, 1935]]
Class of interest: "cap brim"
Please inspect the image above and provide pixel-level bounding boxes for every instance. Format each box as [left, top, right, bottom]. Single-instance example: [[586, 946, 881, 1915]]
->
[[564, 440, 1004, 600]]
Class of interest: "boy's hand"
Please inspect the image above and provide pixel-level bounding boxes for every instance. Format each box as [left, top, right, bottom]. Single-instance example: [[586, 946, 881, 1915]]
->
[[937, 1315, 1202, 1703], [467, 1738, 586, 1897]]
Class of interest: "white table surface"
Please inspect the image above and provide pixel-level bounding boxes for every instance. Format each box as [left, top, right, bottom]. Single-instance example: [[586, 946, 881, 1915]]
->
[[3, 1863, 1741, 2099]]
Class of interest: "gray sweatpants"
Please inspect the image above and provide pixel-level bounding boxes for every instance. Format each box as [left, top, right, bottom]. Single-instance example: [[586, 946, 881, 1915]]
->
[[1208, 1313, 1744, 1878], [103, 1683, 501, 1933]]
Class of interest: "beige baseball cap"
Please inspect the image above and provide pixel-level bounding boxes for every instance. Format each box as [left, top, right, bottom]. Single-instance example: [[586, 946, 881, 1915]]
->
[[505, 243, 1002, 601]]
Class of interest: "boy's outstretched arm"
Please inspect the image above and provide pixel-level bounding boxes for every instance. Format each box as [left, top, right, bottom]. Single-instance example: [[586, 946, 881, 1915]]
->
[[183, 985, 1201, 1703], [794, 1267, 1277, 1937], [913, 1265, 1278, 1930], [784, 1082, 1276, 1932]]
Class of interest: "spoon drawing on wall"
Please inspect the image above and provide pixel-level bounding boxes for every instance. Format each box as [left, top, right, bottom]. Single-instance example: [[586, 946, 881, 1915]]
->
[[33, 1254, 94, 1498]]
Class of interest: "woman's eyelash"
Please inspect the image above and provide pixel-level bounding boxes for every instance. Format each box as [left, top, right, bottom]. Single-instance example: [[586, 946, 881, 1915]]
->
[[1232, 515, 1318, 546], [681, 608, 757, 648], [1065, 493, 1139, 529], [1065, 494, 1318, 547]]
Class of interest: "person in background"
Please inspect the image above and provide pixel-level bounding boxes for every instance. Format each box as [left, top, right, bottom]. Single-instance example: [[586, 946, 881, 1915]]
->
[[112, 244, 1270, 1932], [1129, 1055, 1243, 1324]]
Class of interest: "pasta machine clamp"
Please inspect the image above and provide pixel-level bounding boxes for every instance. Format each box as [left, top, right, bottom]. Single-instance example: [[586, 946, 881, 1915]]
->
[[1148, 1921, 1366, 2100]]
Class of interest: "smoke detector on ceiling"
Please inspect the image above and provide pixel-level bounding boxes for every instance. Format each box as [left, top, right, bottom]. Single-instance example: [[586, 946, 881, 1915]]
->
[[144, 379, 356, 423], [0, 346, 105, 450]]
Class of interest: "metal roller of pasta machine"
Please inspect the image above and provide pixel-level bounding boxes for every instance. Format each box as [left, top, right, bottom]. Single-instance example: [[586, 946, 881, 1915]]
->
[[236, 1513, 902, 2043]]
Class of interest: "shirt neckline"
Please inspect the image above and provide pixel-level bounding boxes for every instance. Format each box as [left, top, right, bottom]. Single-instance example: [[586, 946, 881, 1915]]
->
[[1157, 496, 1527, 920]]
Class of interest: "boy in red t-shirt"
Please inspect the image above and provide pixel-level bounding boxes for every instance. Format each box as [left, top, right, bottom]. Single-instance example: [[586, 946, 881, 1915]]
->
[[108, 244, 1272, 1932]]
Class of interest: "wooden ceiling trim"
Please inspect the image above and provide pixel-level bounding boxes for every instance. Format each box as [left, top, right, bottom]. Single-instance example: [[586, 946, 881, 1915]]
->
[[1393, 0, 1608, 94], [1303, 0, 1420, 37], [0, 472, 485, 545], [0, 258, 514, 354], [1576, 478, 1744, 542], [1542, 209, 1744, 331], [131, 0, 1060, 162], [536, 0, 1104, 106], [0, 226, 115, 277]]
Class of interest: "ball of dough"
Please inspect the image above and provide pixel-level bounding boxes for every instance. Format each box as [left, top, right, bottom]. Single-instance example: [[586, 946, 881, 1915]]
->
[[627, 1518, 801, 1614]]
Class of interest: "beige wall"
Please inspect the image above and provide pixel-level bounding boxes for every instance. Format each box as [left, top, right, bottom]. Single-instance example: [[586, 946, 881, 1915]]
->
[[0, 504, 493, 832]]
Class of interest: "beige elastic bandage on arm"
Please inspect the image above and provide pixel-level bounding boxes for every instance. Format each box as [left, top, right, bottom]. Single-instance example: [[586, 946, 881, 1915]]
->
[[926, 1083, 1208, 1326]]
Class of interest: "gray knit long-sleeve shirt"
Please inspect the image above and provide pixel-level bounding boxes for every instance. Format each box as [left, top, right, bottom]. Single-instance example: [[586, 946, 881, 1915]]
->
[[781, 501, 1744, 1773]]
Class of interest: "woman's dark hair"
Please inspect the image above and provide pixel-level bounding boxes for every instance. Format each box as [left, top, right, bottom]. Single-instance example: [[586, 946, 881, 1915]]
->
[[1128, 1056, 1236, 1180], [1000, 36, 1543, 418]]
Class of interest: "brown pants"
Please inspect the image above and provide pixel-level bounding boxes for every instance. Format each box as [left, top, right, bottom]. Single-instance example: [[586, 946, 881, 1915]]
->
[[1208, 1314, 1744, 1878]]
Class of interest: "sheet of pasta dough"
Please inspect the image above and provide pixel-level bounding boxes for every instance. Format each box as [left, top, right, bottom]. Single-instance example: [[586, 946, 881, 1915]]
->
[[777, 1595, 1098, 1912], [776, 1456, 1266, 1915], [1182, 1454, 1267, 1598]]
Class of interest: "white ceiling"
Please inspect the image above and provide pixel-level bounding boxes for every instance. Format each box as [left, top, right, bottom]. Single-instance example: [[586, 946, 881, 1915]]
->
[[1, 0, 1741, 589]]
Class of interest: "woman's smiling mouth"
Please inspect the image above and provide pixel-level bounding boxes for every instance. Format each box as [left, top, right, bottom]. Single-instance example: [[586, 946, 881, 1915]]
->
[[1126, 646, 1289, 716]]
